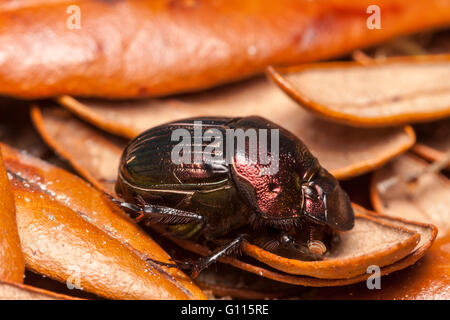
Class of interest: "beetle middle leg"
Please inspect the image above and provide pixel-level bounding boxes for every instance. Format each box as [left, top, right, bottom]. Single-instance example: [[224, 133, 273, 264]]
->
[[145, 234, 247, 279]]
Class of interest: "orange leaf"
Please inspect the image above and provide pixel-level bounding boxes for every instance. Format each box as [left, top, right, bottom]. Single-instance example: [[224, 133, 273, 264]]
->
[[2, 143, 205, 299], [0, 146, 25, 283], [1, 1, 450, 98], [1, 143, 205, 299]]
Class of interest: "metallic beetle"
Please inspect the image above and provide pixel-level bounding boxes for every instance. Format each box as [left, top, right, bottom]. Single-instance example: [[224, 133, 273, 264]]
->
[[114, 116, 354, 276]]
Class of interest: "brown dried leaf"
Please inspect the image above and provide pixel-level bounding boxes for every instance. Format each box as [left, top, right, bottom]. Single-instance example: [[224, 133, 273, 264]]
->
[[243, 212, 420, 279], [2, 1, 450, 98], [311, 217, 447, 299], [56, 77, 415, 179], [267, 55, 450, 127], [0, 280, 78, 300], [0, 147, 25, 283], [371, 153, 450, 238]]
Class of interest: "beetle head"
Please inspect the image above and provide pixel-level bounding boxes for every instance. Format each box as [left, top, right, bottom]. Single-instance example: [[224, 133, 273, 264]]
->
[[300, 166, 354, 231], [230, 118, 354, 231]]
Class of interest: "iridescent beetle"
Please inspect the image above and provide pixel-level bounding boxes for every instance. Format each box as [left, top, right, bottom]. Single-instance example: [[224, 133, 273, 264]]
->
[[114, 116, 354, 277]]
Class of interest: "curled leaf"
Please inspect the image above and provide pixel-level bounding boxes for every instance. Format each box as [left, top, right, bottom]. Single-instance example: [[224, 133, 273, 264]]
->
[[56, 77, 415, 179], [243, 212, 420, 279], [0, 147, 25, 283], [267, 55, 450, 127], [371, 153, 450, 238], [311, 222, 447, 299], [2, 1, 450, 98]]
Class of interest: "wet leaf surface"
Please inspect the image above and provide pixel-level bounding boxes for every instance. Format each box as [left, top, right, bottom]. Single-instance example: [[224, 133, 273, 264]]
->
[[1, 144, 205, 300], [0, 147, 25, 283], [267, 55, 450, 127], [57, 77, 415, 180], [2, 0, 450, 98]]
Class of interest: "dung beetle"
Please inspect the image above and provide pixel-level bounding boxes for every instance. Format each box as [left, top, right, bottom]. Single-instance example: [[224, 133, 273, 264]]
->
[[114, 116, 354, 277]]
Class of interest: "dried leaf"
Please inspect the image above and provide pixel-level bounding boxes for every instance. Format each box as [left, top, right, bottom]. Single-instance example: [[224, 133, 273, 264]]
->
[[267, 55, 450, 127], [243, 212, 420, 279], [0, 147, 25, 283], [56, 77, 415, 179], [0, 280, 78, 300], [10, 177, 199, 299], [2, 1, 450, 98], [311, 224, 448, 299], [0, 143, 205, 299], [371, 153, 450, 238]]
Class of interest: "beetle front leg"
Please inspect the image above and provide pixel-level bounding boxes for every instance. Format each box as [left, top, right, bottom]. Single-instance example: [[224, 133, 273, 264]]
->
[[256, 231, 325, 260]]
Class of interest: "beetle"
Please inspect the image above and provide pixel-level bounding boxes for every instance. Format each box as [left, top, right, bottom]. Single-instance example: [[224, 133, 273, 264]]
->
[[113, 116, 354, 277]]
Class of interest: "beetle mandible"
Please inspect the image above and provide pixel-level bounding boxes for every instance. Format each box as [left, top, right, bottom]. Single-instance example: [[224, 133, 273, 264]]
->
[[113, 116, 354, 277]]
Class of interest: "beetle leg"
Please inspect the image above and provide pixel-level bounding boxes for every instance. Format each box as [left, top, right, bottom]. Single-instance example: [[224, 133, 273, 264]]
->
[[144, 235, 246, 278], [140, 205, 204, 225], [256, 231, 324, 260], [110, 196, 205, 225], [188, 234, 246, 278]]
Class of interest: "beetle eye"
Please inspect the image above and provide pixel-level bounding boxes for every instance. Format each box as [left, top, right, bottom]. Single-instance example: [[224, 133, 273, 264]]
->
[[268, 183, 281, 193]]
